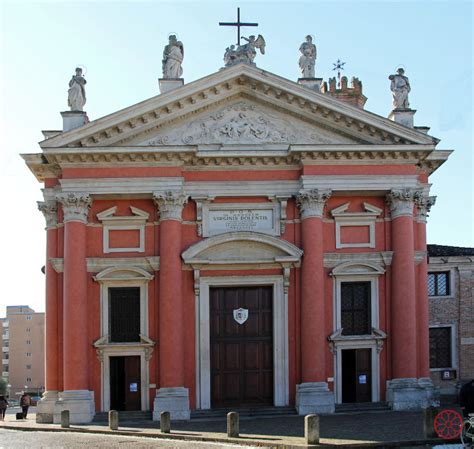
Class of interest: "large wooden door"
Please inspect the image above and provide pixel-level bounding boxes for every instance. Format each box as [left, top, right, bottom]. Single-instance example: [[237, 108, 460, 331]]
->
[[210, 286, 273, 408], [341, 348, 372, 403], [109, 356, 141, 411]]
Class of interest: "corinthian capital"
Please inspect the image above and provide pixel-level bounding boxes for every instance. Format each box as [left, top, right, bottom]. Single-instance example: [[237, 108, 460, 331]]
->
[[37, 201, 58, 228], [296, 189, 332, 219], [56, 192, 92, 224], [153, 191, 188, 221], [414, 194, 436, 223], [386, 188, 420, 219]]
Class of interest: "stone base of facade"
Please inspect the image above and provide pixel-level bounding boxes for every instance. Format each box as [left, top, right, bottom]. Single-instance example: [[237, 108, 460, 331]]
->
[[387, 377, 439, 411], [295, 382, 335, 415], [153, 387, 190, 420], [158, 78, 184, 94], [36, 390, 59, 423], [53, 390, 95, 424]]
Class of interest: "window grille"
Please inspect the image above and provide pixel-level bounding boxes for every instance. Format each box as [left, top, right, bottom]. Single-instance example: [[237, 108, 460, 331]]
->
[[109, 287, 140, 342], [428, 272, 450, 296], [429, 327, 452, 368], [341, 282, 371, 335]]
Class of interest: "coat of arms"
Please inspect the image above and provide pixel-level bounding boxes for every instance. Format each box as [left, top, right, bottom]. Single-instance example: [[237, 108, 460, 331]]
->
[[233, 308, 249, 325]]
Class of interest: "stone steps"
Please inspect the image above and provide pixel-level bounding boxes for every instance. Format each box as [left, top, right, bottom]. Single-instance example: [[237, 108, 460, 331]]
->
[[335, 401, 390, 413], [191, 406, 297, 421], [93, 411, 152, 422]]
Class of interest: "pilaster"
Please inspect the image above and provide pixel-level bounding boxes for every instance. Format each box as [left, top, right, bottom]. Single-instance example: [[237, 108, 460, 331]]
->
[[295, 189, 334, 414], [55, 192, 94, 422], [152, 190, 190, 420], [37, 201, 60, 423]]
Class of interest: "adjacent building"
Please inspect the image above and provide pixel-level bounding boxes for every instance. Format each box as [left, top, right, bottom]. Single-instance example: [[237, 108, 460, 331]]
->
[[428, 244, 474, 396], [1, 306, 45, 397]]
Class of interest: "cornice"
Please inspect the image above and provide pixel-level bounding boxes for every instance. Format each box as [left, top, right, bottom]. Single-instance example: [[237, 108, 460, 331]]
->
[[38, 65, 436, 150], [22, 144, 450, 182]]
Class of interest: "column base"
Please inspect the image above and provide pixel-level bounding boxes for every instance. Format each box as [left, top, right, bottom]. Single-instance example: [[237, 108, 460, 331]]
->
[[53, 390, 95, 424], [153, 387, 190, 421], [36, 390, 59, 423], [296, 382, 335, 415], [386, 377, 439, 411]]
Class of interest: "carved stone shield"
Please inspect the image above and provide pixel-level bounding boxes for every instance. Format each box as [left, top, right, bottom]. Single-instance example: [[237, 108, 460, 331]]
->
[[233, 308, 249, 325]]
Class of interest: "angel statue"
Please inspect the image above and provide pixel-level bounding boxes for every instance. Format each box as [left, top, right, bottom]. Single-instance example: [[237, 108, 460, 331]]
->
[[299, 35, 317, 78], [67, 67, 87, 111], [224, 34, 266, 67]]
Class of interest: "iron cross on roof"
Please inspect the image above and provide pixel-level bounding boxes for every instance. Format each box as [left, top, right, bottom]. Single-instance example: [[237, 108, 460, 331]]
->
[[219, 7, 259, 46]]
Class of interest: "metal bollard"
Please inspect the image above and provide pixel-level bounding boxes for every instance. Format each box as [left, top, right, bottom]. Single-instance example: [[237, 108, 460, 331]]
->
[[423, 407, 438, 438], [61, 409, 70, 428], [227, 411, 239, 438], [109, 410, 119, 430], [305, 414, 320, 445], [160, 411, 171, 433]]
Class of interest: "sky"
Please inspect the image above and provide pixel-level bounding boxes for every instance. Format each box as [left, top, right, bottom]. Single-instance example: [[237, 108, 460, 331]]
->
[[0, 0, 472, 313]]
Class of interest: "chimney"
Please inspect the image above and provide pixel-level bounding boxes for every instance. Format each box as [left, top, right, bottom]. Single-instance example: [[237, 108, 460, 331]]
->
[[321, 76, 367, 109]]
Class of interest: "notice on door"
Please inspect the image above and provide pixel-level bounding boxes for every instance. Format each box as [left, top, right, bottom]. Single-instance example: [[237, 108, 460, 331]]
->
[[129, 382, 138, 392], [358, 375, 367, 384]]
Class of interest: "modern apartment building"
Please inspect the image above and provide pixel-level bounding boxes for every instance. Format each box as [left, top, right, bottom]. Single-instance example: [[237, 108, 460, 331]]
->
[[1, 306, 45, 397]]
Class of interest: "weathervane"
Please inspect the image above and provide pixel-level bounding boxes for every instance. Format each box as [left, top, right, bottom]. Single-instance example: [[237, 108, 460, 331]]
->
[[219, 7, 258, 46], [332, 59, 346, 88]]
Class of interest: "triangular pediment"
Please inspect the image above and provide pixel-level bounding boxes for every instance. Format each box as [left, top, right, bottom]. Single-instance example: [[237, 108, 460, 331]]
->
[[131, 99, 357, 146], [39, 64, 437, 150]]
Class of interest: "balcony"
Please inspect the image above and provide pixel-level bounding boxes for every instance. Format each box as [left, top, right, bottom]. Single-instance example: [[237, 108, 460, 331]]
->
[[2, 347, 9, 352], [2, 321, 8, 327], [1, 372, 8, 377]]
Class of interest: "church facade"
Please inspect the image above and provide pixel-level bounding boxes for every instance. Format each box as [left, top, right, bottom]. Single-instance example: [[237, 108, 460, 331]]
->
[[24, 60, 451, 423]]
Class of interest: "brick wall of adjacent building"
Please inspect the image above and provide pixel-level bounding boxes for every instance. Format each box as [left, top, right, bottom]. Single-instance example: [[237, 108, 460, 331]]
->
[[428, 245, 474, 396], [1, 306, 45, 397]]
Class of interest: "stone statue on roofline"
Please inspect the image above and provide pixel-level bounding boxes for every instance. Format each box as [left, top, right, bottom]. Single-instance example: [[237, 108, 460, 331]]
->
[[224, 34, 266, 67], [389, 68, 411, 110], [162, 34, 184, 79], [299, 35, 317, 78], [68, 67, 86, 111]]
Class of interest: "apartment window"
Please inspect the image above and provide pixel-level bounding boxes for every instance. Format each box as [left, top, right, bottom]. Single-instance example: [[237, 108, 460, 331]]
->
[[26, 377, 31, 382], [2, 366, 8, 372], [26, 364, 31, 370], [428, 272, 450, 296], [341, 281, 371, 335], [26, 352, 31, 357], [429, 327, 453, 368], [26, 316, 32, 321], [26, 328, 31, 332], [26, 340, 31, 345]]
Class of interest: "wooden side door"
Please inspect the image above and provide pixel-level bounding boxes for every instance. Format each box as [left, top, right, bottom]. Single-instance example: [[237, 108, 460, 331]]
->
[[210, 286, 273, 408], [124, 356, 141, 411], [355, 349, 372, 402]]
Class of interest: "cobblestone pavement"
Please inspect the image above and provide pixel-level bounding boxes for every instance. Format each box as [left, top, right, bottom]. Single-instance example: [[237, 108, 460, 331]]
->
[[0, 428, 255, 449], [0, 406, 462, 447]]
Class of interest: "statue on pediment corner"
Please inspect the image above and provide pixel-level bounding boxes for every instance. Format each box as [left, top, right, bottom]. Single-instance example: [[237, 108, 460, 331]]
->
[[299, 35, 317, 78], [162, 34, 184, 79], [68, 67, 86, 111], [389, 68, 411, 110]]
